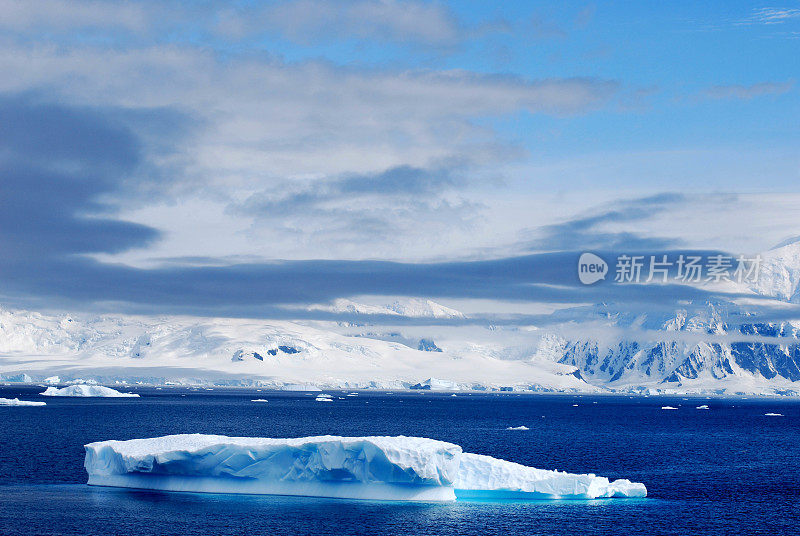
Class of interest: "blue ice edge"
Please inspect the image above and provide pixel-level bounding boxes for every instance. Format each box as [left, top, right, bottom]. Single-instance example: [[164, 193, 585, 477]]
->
[[84, 434, 647, 503]]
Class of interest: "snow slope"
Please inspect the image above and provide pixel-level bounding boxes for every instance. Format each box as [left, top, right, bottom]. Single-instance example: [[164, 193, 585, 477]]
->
[[84, 434, 645, 501]]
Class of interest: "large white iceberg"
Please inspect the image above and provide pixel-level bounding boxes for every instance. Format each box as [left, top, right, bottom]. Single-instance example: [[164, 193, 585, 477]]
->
[[85, 434, 460, 501], [0, 397, 46, 406], [42, 385, 139, 397], [84, 434, 646, 502]]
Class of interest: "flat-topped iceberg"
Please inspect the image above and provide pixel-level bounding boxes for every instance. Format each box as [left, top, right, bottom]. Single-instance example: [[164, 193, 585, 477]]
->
[[85, 434, 460, 501], [41, 385, 139, 398], [84, 434, 646, 502], [0, 397, 46, 406]]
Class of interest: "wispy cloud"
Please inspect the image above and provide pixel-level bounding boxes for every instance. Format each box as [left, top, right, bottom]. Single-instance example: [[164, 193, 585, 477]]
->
[[701, 80, 794, 100], [740, 7, 800, 25]]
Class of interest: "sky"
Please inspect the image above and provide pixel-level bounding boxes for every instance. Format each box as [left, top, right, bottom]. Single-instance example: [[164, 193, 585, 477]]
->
[[0, 0, 798, 319]]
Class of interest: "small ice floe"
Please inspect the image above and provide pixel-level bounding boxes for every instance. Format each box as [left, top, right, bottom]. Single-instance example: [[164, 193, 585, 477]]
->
[[764, 413, 783, 417], [251, 399, 269, 403], [315, 394, 333, 402], [661, 406, 678, 410], [0, 397, 46, 407], [572, 404, 579, 407], [346, 394, 358, 397], [505, 425, 530, 431], [696, 405, 710, 410]]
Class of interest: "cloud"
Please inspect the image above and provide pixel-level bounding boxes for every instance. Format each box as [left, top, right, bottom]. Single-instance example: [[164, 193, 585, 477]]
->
[[702, 80, 794, 100], [236, 164, 464, 214], [219, 0, 463, 46], [0, 43, 616, 264], [0, 99, 747, 318], [519, 193, 688, 252], [740, 7, 800, 25], [0, 45, 617, 187], [0, 95, 168, 261], [0, 0, 470, 48], [0, 0, 150, 32]]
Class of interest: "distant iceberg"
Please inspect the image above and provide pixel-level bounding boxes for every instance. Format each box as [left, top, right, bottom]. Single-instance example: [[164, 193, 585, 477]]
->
[[41, 385, 139, 397], [84, 434, 646, 502], [0, 397, 46, 407]]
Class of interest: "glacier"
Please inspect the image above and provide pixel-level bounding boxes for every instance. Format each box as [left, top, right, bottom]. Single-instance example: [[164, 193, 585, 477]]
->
[[41, 385, 139, 397], [84, 434, 646, 502], [0, 397, 46, 406]]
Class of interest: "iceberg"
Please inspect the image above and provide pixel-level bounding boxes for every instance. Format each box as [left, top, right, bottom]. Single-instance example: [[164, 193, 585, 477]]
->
[[41, 385, 139, 397], [0, 397, 46, 406], [454, 453, 646, 500], [85, 434, 460, 501], [84, 434, 646, 502]]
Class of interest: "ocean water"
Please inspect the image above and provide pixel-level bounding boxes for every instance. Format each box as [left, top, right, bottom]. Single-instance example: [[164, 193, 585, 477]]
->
[[1, 386, 799, 536]]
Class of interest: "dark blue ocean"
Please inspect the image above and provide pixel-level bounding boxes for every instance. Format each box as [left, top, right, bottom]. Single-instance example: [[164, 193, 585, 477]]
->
[[1, 386, 799, 536]]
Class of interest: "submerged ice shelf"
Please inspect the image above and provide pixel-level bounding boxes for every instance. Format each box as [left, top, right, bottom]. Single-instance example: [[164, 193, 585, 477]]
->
[[84, 434, 646, 502]]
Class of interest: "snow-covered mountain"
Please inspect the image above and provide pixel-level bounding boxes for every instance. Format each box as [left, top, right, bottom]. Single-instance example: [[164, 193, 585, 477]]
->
[[2, 299, 799, 395], [748, 240, 800, 302], [540, 301, 800, 395], [0, 306, 582, 391], [308, 298, 465, 319]]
